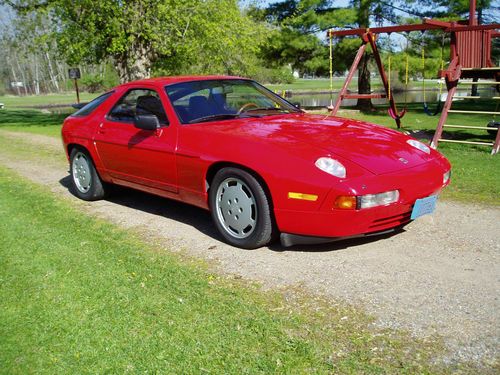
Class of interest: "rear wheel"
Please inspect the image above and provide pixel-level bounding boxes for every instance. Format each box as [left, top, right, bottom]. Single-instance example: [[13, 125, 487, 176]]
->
[[209, 167, 274, 249], [70, 148, 107, 201]]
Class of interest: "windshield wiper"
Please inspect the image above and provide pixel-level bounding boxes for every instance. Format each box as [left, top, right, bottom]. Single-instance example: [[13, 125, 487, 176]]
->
[[188, 114, 241, 124], [243, 107, 292, 114], [188, 113, 265, 124]]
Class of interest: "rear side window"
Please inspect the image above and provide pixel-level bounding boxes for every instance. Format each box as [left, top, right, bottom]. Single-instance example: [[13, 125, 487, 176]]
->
[[72, 92, 114, 117]]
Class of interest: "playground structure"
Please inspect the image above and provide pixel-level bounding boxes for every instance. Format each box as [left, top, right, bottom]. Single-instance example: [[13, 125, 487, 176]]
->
[[327, 0, 500, 154]]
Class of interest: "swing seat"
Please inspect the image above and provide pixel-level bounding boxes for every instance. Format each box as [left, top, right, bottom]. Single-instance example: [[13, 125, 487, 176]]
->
[[423, 101, 443, 116], [388, 107, 407, 120]]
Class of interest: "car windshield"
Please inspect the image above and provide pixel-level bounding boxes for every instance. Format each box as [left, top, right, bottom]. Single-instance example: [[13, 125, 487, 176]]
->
[[165, 79, 300, 124]]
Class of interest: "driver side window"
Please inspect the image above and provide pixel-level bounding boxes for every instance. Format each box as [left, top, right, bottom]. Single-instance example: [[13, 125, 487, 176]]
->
[[108, 89, 169, 126]]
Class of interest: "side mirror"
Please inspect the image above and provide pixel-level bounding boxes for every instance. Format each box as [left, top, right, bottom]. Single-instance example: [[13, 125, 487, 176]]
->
[[134, 114, 160, 131]]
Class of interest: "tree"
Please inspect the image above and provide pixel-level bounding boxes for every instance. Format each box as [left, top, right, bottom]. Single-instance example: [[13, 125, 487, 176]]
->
[[254, 0, 356, 76], [0, 7, 70, 95], [2, 0, 264, 83], [257, 0, 402, 110]]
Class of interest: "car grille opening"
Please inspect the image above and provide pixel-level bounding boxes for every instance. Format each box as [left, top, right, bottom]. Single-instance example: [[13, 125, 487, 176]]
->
[[368, 209, 413, 231]]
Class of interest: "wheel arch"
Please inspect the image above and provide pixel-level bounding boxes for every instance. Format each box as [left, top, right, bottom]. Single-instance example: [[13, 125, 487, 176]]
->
[[67, 143, 86, 157], [205, 161, 275, 209], [67, 142, 109, 182]]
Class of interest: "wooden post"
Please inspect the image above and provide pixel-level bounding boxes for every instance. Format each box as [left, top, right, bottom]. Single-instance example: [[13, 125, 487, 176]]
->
[[74, 78, 80, 103], [493, 127, 500, 155], [68, 68, 81, 104], [431, 79, 459, 149], [330, 43, 368, 114], [470, 0, 477, 26]]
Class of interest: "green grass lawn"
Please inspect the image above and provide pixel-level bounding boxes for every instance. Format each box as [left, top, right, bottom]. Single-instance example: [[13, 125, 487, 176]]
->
[[0, 166, 459, 373], [0, 109, 67, 137], [0, 92, 97, 108]]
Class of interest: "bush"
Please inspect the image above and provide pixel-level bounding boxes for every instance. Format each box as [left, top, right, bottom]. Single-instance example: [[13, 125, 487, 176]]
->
[[81, 68, 119, 93], [249, 66, 295, 84], [81, 74, 105, 93]]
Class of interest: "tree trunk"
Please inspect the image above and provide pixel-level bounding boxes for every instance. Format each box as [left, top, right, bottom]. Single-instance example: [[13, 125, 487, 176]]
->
[[34, 54, 40, 95], [9, 64, 21, 96], [15, 52, 29, 96], [7, 48, 22, 96], [356, 0, 373, 111], [357, 53, 372, 111], [45, 51, 60, 92], [115, 45, 152, 83]]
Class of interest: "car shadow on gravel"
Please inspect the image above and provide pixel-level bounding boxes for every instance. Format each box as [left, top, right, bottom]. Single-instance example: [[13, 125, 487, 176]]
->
[[60, 175, 407, 252], [268, 230, 405, 253], [59, 175, 218, 237]]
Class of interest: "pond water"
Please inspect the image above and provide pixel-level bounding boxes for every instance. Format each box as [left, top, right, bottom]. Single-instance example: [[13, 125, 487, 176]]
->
[[288, 87, 497, 108]]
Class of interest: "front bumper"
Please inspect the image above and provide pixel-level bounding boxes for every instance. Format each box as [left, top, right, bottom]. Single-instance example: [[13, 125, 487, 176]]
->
[[274, 160, 449, 239], [280, 226, 403, 247]]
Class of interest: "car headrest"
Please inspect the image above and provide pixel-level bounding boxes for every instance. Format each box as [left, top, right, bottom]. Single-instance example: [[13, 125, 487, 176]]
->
[[136, 95, 167, 123], [189, 95, 210, 109]]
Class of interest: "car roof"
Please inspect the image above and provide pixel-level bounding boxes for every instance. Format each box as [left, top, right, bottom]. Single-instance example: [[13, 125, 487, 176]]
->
[[117, 75, 247, 89]]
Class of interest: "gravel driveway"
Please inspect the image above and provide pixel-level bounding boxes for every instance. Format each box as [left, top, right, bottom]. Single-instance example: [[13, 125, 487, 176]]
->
[[0, 130, 498, 366]]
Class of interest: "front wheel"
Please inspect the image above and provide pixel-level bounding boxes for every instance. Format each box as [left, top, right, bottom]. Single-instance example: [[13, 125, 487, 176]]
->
[[209, 167, 274, 249], [70, 148, 107, 201]]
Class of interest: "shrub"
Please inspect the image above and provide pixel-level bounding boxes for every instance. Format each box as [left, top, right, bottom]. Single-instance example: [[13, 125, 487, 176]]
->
[[249, 66, 295, 84], [81, 74, 105, 93], [81, 69, 119, 93]]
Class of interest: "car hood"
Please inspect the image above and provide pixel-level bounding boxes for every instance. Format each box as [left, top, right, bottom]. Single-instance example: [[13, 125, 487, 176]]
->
[[204, 113, 435, 175]]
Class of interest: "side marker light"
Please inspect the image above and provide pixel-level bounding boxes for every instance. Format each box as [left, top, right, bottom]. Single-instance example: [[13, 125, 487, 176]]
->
[[288, 192, 319, 201]]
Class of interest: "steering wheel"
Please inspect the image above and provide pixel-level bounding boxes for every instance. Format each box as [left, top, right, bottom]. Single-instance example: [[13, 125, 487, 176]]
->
[[237, 102, 259, 115]]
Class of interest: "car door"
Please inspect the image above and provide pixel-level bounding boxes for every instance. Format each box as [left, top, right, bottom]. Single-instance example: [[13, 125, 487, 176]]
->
[[93, 87, 178, 193]]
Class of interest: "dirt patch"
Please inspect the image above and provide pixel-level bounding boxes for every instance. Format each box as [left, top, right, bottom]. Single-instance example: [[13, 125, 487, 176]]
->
[[0, 130, 499, 367]]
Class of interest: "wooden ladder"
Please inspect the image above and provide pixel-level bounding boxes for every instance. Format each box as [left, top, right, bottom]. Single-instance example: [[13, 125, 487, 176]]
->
[[431, 73, 500, 155]]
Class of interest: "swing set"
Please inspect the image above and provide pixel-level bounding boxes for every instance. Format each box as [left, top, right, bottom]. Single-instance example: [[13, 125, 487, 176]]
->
[[382, 32, 445, 120], [326, 0, 500, 155], [327, 26, 448, 128], [386, 33, 408, 121], [422, 34, 446, 117]]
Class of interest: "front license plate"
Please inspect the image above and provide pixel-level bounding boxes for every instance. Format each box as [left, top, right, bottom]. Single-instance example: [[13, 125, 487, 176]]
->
[[411, 195, 438, 220]]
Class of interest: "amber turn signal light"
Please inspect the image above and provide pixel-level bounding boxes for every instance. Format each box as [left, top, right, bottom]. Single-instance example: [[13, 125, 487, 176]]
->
[[288, 192, 318, 201], [334, 195, 357, 209]]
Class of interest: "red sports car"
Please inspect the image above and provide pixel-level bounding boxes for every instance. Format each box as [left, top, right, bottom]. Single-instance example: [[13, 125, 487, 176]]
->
[[61, 76, 451, 249]]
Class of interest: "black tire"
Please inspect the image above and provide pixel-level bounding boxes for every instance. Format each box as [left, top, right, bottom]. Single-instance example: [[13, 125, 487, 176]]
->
[[69, 147, 107, 201], [209, 167, 274, 249]]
